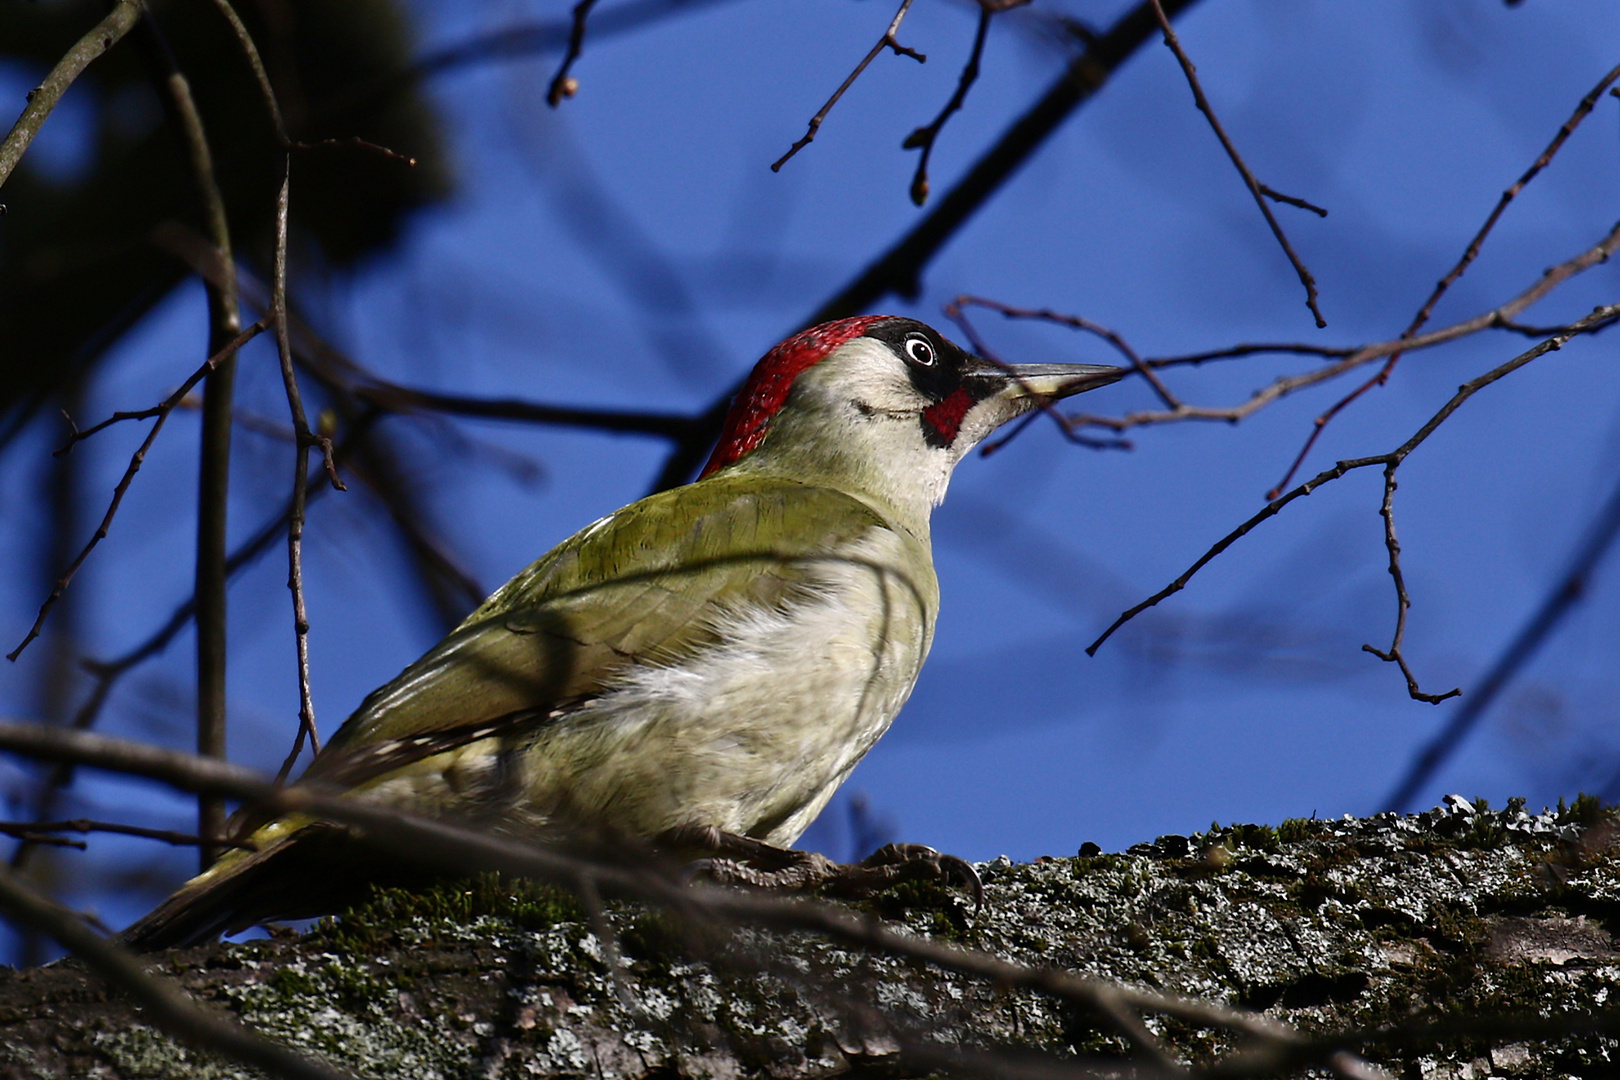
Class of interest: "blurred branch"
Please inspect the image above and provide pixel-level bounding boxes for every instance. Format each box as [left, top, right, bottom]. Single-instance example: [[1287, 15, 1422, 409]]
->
[[0, 818, 256, 852], [772, 0, 926, 172], [1148, 0, 1326, 329], [1380, 459, 1620, 811], [6, 321, 269, 664], [654, 0, 1205, 491], [547, 0, 599, 106], [132, 4, 246, 874], [1266, 58, 1620, 498], [353, 381, 698, 439], [0, 0, 142, 199], [0, 864, 355, 1080], [1087, 301, 1620, 659]]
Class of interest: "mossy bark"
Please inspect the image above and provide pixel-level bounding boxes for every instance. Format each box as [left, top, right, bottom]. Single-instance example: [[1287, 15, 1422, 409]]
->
[[2, 801, 1617, 1079]]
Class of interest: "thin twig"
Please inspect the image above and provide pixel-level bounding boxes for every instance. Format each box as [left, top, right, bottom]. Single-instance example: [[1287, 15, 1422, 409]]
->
[[271, 161, 332, 765], [548, 0, 601, 106], [1380, 458, 1620, 811], [952, 294, 1180, 408], [1086, 302, 1620, 657], [204, 0, 286, 139], [0, 865, 354, 1080], [6, 321, 269, 663], [940, 300, 1132, 452], [1361, 465, 1460, 704], [1258, 183, 1328, 217], [772, 0, 925, 172], [1264, 59, 1620, 497], [1148, 0, 1326, 328], [0, 0, 142, 194], [903, 4, 1004, 205]]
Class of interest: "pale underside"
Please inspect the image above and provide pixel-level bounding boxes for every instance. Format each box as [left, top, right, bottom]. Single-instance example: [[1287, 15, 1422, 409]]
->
[[248, 473, 939, 851]]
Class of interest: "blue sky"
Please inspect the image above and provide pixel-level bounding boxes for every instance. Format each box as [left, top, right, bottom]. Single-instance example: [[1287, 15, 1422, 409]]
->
[[2, 0, 1619, 943]]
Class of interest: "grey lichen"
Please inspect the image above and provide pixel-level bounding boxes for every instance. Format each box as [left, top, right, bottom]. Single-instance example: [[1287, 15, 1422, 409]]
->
[[1, 798, 1617, 1079]]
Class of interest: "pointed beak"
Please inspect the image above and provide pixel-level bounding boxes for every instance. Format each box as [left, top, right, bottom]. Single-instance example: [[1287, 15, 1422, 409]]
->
[[978, 360, 1125, 403]]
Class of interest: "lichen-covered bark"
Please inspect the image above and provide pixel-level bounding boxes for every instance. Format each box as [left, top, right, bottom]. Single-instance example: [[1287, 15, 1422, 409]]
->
[[1, 799, 1617, 1079]]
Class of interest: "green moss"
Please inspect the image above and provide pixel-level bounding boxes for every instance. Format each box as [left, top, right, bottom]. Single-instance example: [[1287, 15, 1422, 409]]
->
[[1276, 817, 1320, 843], [316, 872, 585, 951]]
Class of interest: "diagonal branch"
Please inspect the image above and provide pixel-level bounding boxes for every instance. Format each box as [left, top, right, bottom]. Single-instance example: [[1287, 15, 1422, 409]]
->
[[1148, 0, 1326, 328], [0, 0, 142, 196], [772, 0, 926, 172], [6, 321, 269, 663]]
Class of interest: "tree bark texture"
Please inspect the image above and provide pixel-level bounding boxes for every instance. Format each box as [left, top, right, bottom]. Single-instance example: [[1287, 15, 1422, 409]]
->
[[1, 801, 1616, 1079]]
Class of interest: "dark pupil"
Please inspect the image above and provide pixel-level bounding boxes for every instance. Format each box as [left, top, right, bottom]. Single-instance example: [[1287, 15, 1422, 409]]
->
[[908, 339, 933, 364]]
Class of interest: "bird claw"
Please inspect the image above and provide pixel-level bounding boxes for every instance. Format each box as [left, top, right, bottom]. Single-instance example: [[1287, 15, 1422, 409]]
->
[[674, 829, 982, 915], [834, 842, 985, 913]]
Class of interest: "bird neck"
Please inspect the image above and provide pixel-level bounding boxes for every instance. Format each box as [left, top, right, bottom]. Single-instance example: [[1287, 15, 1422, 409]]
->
[[724, 402, 951, 542]]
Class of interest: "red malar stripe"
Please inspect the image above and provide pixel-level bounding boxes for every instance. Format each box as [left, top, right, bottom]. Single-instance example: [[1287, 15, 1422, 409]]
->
[[920, 386, 976, 447]]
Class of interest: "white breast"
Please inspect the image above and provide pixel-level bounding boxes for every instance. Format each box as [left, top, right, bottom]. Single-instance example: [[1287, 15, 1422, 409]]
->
[[512, 526, 937, 847]]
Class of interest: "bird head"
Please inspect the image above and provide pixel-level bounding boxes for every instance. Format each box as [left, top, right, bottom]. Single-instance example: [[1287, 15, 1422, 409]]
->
[[701, 316, 1122, 522]]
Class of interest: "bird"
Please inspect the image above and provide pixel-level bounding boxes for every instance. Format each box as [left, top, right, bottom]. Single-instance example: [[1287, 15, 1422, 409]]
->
[[121, 315, 1120, 948]]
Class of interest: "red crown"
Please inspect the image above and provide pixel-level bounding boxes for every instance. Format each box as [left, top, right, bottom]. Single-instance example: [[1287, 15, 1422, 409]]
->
[[699, 316, 888, 478]]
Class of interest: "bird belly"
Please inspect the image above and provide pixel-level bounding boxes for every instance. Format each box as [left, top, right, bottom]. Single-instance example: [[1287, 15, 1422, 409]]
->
[[515, 530, 935, 847]]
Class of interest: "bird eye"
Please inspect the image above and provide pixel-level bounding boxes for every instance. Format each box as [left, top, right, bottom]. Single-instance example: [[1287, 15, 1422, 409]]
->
[[904, 336, 936, 366]]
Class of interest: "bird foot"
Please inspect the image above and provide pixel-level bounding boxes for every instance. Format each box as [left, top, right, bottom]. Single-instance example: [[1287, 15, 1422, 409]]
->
[[669, 828, 982, 913]]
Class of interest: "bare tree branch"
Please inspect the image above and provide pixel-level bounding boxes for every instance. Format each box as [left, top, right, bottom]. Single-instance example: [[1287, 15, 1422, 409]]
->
[[0, 0, 142, 197], [772, 0, 926, 172], [1265, 58, 1620, 497], [271, 162, 334, 774], [1148, 0, 1326, 328], [1086, 301, 1620, 657], [1380, 460, 1620, 811], [902, 2, 1036, 206], [0, 818, 256, 851], [1360, 466, 1461, 704], [6, 321, 269, 663]]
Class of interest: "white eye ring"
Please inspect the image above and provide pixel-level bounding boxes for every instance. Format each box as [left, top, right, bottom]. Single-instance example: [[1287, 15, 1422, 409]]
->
[[905, 336, 936, 366]]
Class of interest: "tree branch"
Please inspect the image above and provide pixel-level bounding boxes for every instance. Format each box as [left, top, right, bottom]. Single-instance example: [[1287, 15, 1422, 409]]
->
[[0, 0, 142, 197]]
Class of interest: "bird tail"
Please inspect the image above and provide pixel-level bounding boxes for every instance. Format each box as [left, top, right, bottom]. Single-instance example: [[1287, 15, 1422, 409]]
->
[[116, 841, 291, 951], [117, 820, 444, 951]]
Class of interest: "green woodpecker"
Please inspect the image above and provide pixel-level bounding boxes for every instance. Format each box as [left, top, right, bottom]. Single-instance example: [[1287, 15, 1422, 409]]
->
[[123, 316, 1120, 947]]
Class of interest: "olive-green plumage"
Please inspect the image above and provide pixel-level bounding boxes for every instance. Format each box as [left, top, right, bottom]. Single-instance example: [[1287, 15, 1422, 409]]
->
[[122, 316, 1118, 948]]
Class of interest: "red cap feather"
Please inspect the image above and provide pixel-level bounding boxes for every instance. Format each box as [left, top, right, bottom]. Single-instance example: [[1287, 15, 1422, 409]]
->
[[699, 315, 887, 478]]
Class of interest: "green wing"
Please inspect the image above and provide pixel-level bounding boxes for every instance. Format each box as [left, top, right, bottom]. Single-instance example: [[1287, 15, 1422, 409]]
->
[[302, 475, 896, 785]]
